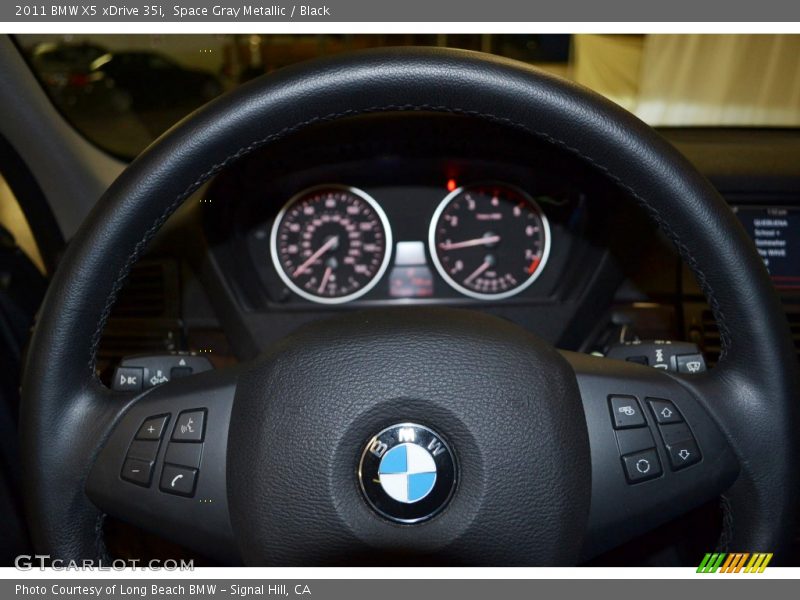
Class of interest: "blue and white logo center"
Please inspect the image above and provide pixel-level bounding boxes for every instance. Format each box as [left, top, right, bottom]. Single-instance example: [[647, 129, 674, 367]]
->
[[378, 443, 437, 503], [359, 422, 457, 523]]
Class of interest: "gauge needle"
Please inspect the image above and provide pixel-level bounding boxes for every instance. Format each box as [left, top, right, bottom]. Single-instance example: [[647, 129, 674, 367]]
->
[[293, 236, 339, 277], [464, 260, 492, 285], [317, 266, 333, 293], [439, 235, 501, 251]]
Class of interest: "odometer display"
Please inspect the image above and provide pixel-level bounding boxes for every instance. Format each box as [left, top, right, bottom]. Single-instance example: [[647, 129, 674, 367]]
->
[[429, 184, 551, 300], [270, 185, 392, 304]]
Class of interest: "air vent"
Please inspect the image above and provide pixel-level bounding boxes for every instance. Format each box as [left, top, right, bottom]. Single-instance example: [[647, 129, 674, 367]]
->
[[700, 308, 800, 366], [97, 321, 180, 362], [699, 310, 721, 366], [96, 259, 182, 382], [789, 311, 800, 359], [109, 260, 179, 319]]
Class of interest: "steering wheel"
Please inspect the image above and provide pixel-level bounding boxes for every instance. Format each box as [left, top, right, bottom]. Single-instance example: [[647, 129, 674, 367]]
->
[[21, 48, 799, 565]]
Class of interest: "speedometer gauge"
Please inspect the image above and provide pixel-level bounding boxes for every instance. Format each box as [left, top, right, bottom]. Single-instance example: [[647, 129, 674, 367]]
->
[[429, 184, 551, 300], [270, 185, 392, 304]]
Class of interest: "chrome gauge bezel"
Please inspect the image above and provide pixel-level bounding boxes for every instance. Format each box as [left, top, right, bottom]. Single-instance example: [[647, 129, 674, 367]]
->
[[428, 183, 552, 301], [270, 184, 393, 305]]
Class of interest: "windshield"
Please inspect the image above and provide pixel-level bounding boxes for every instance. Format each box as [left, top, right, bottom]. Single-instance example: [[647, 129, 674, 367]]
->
[[15, 34, 800, 159]]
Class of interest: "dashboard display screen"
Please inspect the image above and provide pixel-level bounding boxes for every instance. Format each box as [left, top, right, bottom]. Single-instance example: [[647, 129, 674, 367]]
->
[[389, 266, 435, 298], [734, 205, 800, 289]]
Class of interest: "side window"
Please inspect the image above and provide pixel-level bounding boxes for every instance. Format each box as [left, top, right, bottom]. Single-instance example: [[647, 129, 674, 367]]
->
[[0, 172, 45, 274]]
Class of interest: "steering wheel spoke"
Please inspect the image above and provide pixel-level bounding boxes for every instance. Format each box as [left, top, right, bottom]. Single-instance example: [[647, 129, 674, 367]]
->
[[86, 367, 240, 564], [562, 351, 740, 560]]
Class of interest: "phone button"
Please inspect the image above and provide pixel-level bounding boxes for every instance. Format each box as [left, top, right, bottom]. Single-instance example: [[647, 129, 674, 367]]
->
[[159, 464, 198, 497]]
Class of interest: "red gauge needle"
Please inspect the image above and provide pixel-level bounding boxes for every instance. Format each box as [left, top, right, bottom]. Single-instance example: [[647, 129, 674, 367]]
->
[[293, 236, 339, 277], [464, 260, 492, 285], [527, 256, 541, 274], [317, 266, 333, 293], [439, 234, 501, 251]]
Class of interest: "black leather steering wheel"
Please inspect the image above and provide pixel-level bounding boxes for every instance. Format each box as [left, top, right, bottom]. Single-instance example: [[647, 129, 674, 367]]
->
[[21, 48, 800, 565]]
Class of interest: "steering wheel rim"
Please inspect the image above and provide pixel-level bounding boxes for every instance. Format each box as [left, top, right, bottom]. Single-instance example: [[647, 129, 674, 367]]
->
[[21, 47, 799, 564]]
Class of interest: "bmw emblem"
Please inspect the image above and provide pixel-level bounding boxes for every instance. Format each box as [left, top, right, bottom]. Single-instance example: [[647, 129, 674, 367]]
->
[[358, 423, 457, 523]]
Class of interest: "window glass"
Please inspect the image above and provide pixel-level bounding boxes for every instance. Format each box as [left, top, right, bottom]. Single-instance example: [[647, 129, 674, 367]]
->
[[15, 34, 800, 160], [0, 173, 45, 273]]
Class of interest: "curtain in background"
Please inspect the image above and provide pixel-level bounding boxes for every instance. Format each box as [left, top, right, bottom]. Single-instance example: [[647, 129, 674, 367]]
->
[[572, 35, 645, 113], [573, 34, 800, 127], [637, 35, 800, 126]]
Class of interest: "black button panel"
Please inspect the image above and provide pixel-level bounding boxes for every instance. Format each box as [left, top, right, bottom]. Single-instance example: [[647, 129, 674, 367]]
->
[[610, 393, 702, 483], [621, 449, 662, 483], [605, 340, 706, 373], [121, 409, 206, 496], [608, 396, 646, 429], [112, 353, 213, 392]]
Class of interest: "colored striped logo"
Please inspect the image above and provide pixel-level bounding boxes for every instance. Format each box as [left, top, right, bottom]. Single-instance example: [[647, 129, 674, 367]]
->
[[697, 552, 773, 573]]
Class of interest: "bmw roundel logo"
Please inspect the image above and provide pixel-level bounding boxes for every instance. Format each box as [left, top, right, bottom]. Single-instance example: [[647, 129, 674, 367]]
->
[[358, 423, 457, 523]]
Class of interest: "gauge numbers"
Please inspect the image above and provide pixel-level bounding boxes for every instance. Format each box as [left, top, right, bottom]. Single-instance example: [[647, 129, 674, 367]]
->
[[429, 184, 551, 300], [270, 185, 392, 304]]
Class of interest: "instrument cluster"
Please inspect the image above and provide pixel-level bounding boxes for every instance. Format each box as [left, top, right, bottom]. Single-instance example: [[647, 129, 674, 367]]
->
[[265, 181, 555, 305]]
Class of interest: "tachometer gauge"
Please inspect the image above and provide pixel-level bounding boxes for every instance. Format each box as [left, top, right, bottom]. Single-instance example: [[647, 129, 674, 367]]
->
[[429, 183, 551, 300], [270, 185, 392, 304]]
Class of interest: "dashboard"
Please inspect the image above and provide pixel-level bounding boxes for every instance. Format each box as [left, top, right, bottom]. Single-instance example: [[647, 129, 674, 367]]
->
[[197, 114, 650, 355], [157, 117, 798, 366]]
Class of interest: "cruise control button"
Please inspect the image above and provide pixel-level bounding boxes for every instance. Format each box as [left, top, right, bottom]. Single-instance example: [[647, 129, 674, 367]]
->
[[121, 458, 153, 486], [648, 398, 683, 425], [160, 464, 198, 497], [621, 448, 662, 483], [172, 409, 206, 442], [609, 396, 646, 429], [135, 415, 169, 440], [665, 437, 702, 470]]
